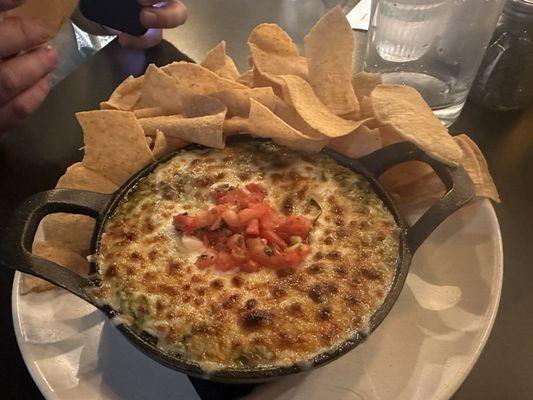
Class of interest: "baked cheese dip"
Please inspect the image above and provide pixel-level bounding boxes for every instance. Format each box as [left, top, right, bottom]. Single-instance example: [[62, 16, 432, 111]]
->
[[92, 140, 400, 371]]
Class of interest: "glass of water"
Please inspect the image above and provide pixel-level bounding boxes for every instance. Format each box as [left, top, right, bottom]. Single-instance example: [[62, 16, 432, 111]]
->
[[364, 0, 506, 126]]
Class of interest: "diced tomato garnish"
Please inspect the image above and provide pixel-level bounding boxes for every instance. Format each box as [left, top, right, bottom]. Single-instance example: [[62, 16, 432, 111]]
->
[[275, 216, 312, 241], [262, 230, 288, 249], [221, 209, 241, 229], [227, 234, 244, 250], [246, 183, 266, 195], [215, 251, 235, 272], [240, 259, 261, 273], [176, 184, 314, 273], [245, 219, 260, 236], [196, 249, 217, 269], [202, 230, 230, 251]]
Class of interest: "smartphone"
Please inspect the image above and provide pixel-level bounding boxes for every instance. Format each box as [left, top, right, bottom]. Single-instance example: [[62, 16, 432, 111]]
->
[[79, 0, 147, 37]]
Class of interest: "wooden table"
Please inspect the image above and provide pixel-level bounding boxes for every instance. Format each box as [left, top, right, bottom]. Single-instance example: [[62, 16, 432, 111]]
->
[[1, 2, 532, 398]]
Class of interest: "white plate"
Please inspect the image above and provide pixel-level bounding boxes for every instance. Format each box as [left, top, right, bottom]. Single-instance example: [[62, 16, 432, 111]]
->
[[12, 199, 503, 400]]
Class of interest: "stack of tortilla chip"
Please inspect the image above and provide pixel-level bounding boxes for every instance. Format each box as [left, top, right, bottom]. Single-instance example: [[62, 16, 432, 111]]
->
[[23, 6, 499, 294]]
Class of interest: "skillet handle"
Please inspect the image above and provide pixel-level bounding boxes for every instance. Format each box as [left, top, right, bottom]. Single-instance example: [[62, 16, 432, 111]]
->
[[358, 142, 475, 252], [0, 189, 111, 302]]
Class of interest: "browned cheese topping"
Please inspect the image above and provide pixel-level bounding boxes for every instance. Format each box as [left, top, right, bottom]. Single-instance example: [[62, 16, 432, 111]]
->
[[93, 141, 400, 371]]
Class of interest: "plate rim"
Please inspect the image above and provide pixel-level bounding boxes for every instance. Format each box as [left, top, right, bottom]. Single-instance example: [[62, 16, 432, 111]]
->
[[12, 199, 504, 400]]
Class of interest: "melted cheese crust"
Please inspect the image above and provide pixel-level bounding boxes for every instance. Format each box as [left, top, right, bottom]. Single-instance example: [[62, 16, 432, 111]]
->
[[93, 141, 399, 371]]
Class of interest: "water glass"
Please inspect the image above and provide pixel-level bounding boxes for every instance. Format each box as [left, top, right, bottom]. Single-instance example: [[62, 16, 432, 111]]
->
[[364, 0, 506, 126]]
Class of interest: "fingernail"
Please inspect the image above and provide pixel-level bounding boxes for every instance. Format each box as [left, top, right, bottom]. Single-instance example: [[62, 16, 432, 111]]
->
[[141, 10, 157, 27]]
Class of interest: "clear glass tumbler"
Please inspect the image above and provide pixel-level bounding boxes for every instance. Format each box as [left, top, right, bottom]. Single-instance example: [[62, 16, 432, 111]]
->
[[364, 0, 506, 126]]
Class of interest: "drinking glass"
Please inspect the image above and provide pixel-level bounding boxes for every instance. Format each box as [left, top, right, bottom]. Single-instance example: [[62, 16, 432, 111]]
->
[[364, 0, 506, 126]]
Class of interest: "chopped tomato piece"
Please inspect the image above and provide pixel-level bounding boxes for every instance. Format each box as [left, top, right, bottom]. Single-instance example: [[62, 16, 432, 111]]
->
[[215, 251, 235, 272], [246, 183, 265, 195], [201, 230, 230, 251], [227, 234, 245, 250], [262, 230, 288, 249], [230, 248, 248, 264], [245, 219, 260, 236], [275, 216, 312, 241], [173, 210, 217, 234], [209, 215, 222, 231], [240, 259, 261, 273], [196, 249, 217, 269], [217, 188, 263, 209], [221, 209, 241, 229], [246, 238, 286, 268]]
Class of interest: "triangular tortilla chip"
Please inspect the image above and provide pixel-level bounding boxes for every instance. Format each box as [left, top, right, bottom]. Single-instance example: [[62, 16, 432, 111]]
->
[[454, 134, 500, 202], [370, 84, 463, 166], [352, 72, 382, 103], [209, 87, 276, 118], [223, 117, 250, 135], [7, 0, 78, 38], [140, 114, 226, 149], [21, 241, 90, 295], [134, 107, 169, 119], [248, 98, 327, 153], [248, 23, 308, 91], [56, 163, 117, 194], [162, 62, 246, 93], [100, 75, 143, 111], [137, 64, 185, 112], [42, 214, 95, 256], [77, 110, 154, 185], [236, 69, 254, 87], [304, 6, 359, 116], [329, 125, 382, 158], [151, 130, 186, 159], [279, 75, 364, 138], [201, 41, 241, 81]]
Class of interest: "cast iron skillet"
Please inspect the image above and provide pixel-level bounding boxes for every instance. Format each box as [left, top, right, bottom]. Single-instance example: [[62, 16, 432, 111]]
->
[[0, 136, 474, 383]]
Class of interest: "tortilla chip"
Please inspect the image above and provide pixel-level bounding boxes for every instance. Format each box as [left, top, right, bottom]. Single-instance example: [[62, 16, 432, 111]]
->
[[137, 64, 184, 112], [454, 134, 500, 202], [248, 98, 327, 153], [236, 69, 254, 87], [329, 126, 382, 158], [201, 41, 240, 81], [248, 23, 308, 91], [140, 114, 226, 149], [163, 62, 246, 93], [21, 241, 90, 295], [304, 6, 359, 116], [166, 136, 189, 150], [380, 161, 435, 191], [150, 130, 187, 159], [359, 96, 374, 119], [100, 75, 143, 111], [7, 0, 78, 38], [134, 107, 169, 119], [391, 172, 445, 209], [209, 87, 276, 118], [352, 72, 382, 103], [77, 110, 154, 185], [42, 214, 95, 256], [56, 163, 117, 194], [274, 97, 326, 140], [146, 136, 154, 148], [279, 75, 363, 138], [223, 117, 250, 135], [370, 84, 463, 166]]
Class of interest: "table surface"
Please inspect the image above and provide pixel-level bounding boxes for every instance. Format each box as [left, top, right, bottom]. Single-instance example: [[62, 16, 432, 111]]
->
[[1, 1, 532, 399]]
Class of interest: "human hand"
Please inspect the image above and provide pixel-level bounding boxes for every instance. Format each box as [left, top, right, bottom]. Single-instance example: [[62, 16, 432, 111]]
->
[[117, 0, 187, 50], [0, 0, 58, 132]]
